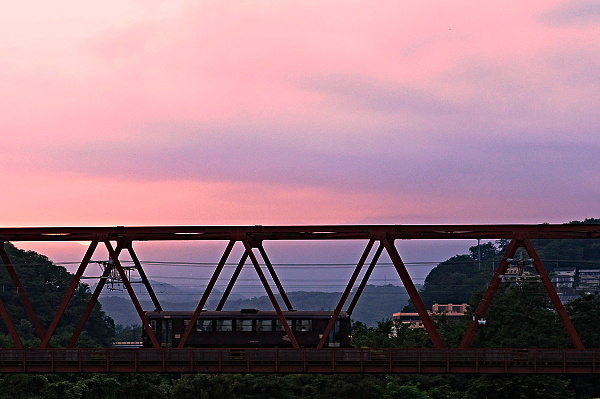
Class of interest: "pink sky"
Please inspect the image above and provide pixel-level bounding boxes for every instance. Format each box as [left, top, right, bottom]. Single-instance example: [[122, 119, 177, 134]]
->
[[2, 0, 600, 228]]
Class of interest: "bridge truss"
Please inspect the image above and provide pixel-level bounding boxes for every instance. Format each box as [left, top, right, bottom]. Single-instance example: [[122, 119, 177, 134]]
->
[[0, 224, 598, 373]]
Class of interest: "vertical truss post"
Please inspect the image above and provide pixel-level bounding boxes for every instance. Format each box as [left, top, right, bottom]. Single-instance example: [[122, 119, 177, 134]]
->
[[347, 242, 384, 314], [105, 240, 160, 349], [177, 240, 236, 348], [459, 239, 520, 349], [216, 251, 248, 311], [39, 240, 98, 348], [0, 243, 45, 339], [382, 238, 445, 349], [243, 240, 299, 349], [0, 295, 23, 348], [67, 244, 125, 348], [257, 243, 294, 311], [125, 241, 162, 312], [522, 239, 584, 349], [317, 239, 374, 348]]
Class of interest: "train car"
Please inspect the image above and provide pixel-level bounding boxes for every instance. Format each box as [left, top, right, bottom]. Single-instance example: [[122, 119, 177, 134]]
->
[[142, 309, 351, 348]]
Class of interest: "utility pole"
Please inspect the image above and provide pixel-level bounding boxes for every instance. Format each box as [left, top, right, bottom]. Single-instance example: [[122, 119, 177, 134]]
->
[[477, 238, 481, 271]]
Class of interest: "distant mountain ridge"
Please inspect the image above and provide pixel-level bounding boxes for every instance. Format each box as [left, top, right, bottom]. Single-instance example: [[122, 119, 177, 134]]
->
[[99, 283, 414, 326]]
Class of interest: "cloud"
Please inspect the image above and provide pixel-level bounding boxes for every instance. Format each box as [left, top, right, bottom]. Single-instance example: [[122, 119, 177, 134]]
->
[[39, 114, 600, 206], [302, 74, 458, 115], [541, 1, 600, 25]]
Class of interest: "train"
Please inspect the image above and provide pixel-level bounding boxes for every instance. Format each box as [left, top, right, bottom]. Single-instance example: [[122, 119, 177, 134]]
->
[[142, 309, 352, 348]]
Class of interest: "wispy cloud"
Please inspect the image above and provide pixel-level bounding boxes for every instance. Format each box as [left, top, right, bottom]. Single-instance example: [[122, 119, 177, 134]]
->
[[541, 1, 600, 25]]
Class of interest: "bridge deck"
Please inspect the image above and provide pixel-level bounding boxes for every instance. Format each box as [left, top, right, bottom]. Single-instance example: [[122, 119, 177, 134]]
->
[[1, 348, 598, 374]]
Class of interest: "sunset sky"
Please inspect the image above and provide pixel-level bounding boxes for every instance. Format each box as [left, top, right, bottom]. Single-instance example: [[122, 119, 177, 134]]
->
[[2, 0, 599, 227], [2, 1, 600, 281]]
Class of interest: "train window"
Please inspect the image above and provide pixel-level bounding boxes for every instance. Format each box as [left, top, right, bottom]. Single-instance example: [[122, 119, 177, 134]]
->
[[216, 319, 233, 331], [237, 319, 252, 331], [328, 319, 342, 347], [197, 319, 213, 332], [296, 320, 313, 331], [275, 319, 285, 331], [150, 320, 156, 331], [256, 319, 273, 331], [275, 319, 294, 331]]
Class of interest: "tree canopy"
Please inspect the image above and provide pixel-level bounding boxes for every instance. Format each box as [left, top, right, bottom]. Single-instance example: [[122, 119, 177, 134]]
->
[[0, 242, 115, 347]]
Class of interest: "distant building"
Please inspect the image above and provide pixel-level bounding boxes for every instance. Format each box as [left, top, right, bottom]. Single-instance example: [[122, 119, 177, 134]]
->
[[431, 303, 468, 314], [392, 312, 424, 328], [551, 267, 578, 303], [392, 303, 467, 329], [552, 267, 576, 289], [578, 269, 600, 294]]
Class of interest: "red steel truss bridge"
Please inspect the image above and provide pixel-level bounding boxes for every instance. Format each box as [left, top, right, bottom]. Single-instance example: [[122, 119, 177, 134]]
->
[[0, 224, 599, 374]]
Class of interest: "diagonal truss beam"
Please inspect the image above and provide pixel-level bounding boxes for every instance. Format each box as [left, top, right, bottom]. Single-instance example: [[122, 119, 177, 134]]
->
[[39, 240, 98, 348], [459, 238, 584, 349], [105, 241, 160, 348], [69, 241, 167, 348], [257, 243, 294, 311], [459, 239, 519, 348], [317, 239, 375, 348], [0, 243, 45, 339], [177, 240, 236, 348], [216, 251, 248, 311], [522, 239, 584, 349], [382, 238, 445, 349], [124, 241, 162, 312], [242, 240, 299, 349], [347, 243, 384, 315], [0, 295, 23, 348], [66, 244, 125, 348]]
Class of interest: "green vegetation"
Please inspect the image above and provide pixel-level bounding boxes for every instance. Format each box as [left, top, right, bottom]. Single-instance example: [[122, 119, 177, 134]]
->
[[0, 242, 115, 347], [532, 218, 600, 265]]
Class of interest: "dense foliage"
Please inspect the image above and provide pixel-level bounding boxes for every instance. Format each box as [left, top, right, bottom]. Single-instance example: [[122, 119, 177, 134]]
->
[[532, 218, 600, 267], [469, 283, 571, 349], [0, 242, 115, 347], [0, 368, 579, 399], [404, 242, 502, 311]]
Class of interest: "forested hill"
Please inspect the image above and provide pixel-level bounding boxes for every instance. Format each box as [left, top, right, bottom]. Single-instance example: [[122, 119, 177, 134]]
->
[[406, 218, 600, 310], [0, 243, 115, 347]]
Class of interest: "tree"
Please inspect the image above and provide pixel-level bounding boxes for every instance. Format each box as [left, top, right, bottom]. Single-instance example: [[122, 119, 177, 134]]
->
[[567, 294, 600, 348], [406, 252, 497, 311], [469, 283, 569, 349], [352, 319, 430, 348], [464, 375, 573, 399], [0, 243, 115, 347], [383, 379, 431, 399]]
